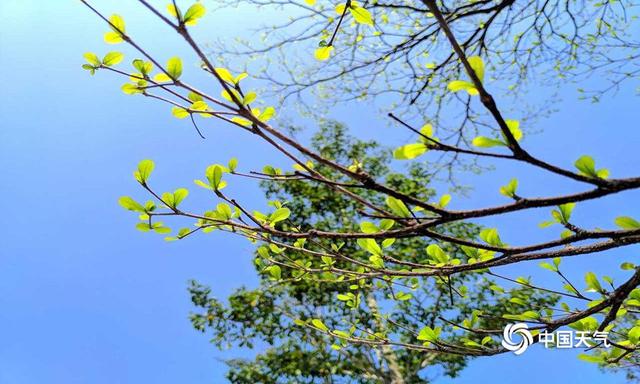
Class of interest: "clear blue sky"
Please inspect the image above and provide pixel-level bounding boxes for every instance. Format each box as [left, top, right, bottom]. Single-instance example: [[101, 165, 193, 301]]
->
[[0, 1, 638, 383]]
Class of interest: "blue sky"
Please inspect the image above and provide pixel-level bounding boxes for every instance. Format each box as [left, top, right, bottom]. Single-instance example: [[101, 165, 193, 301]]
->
[[0, 1, 638, 383]]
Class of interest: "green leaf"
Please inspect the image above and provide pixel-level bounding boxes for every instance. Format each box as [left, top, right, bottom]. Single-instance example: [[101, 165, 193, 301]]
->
[[629, 327, 640, 344], [171, 107, 189, 119], [585, 272, 602, 293], [311, 318, 329, 332], [267, 265, 281, 280], [360, 221, 379, 234], [615, 216, 640, 229], [426, 244, 449, 264], [499, 178, 518, 198], [109, 13, 125, 32], [172, 188, 189, 207], [539, 262, 558, 272], [118, 196, 145, 212], [214, 67, 235, 84], [314, 46, 333, 61], [205, 164, 225, 189], [258, 107, 276, 122], [349, 6, 373, 26], [104, 14, 126, 44], [102, 51, 124, 66], [479, 228, 503, 246], [472, 136, 505, 147], [228, 157, 238, 172], [468, 56, 484, 82], [558, 202, 576, 223], [134, 159, 155, 184], [121, 83, 142, 95], [183, 3, 206, 25], [83, 52, 101, 66], [438, 194, 451, 208], [242, 91, 257, 105], [574, 155, 608, 179], [166, 56, 183, 80], [578, 354, 604, 363], [385, 196, 411, 218], [447, 80, 477, 95], [417, 326, 440, 342], [132, 59, 153, 75], [270, 208, 291, 223], [393, 143, 428, 160], [357, 238, 382, 256], [194, 179, 213, 190], [505, 120, 522, 141]]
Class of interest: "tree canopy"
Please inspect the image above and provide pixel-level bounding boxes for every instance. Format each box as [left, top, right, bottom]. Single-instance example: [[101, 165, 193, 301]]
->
[[188, 122, 558, 382], [80, 0, 640, 381]]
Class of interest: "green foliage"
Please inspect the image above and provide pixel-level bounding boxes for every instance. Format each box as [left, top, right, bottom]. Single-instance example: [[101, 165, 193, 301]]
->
[[104, 14, 125, 44], [385, 196, 411, 218], [539, 203, 576, 228], [166, 56, 183, 80], [472, 120, 522, 148], [184, 123, 558, 383], [134, 159, 154, 184], [574, 155, 609, 179], [615, 216, 640, 229], [499, 178, 518, 198], [447, 56, 484, 95]]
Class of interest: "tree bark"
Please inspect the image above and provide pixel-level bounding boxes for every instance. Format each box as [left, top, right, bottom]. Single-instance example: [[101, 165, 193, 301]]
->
[[365, 293, 406, 384]]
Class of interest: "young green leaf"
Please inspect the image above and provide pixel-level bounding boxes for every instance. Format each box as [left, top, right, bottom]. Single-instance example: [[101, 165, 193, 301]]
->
[[349, 6, 373, 26], [417, 326, 440, 342], [393, 143, 428, 160], [385, 196, 412, 218], [102, 51, 124, 66], [166, 56, 183, 80], [183, 3, 206, 25], [104, 14, 126, 44], [447, 80, 477, 95], [311, 318, 329, 332], [585, 272, 603, 293], [615, 216, 640, 229], [314, 46, 333, 61], [134, 159, 155, 184], [83, 52, 101, 66], [499, 178, 518, 198], [270, 207, 291, 223], [118, 196, 145, 212], [574, 155, 609, 179], [357, 238, 382, 256], [472, 136, 505, 147], [479, 228, 504, 247]]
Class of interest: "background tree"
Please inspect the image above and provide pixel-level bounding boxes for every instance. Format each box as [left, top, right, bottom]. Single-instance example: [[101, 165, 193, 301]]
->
[[188, 122, 558, 383], [80, 0, 640, 380]]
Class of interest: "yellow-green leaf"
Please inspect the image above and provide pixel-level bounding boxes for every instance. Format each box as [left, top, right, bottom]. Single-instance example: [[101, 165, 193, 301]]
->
[[393, 143, 428, 160], [83, 52, 101, 66], [214, 67, 235, 84], [468, 56, 484, 82], [472, 136, 505, 147], [447, 80, 478, 95], [314, 46, 334, 61], [506, 120, 522, 141], [166, 56, 183, 80], [350, 6, 373, 26], [102, 51, 124, 66], [183, 3, 206, 25], [172, 107, 190, 119]]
